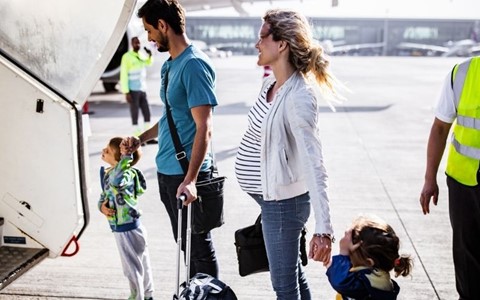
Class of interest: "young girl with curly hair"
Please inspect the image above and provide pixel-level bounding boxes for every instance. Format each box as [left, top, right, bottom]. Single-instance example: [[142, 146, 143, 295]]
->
[[327, 215, 413, 300]]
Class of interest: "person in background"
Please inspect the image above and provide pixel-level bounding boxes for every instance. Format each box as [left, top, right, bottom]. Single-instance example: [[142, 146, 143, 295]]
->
[[123, 0, 220, 279], [99, 137, 154, 300], [327, 215, 413, 300], [420, 56, 480, 299], [120, 36, 157, 143], [234, 8, 344, 299]]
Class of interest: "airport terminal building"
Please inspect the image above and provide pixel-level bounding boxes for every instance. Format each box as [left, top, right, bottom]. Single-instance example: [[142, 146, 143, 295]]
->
[[186, 16, 480, 56]]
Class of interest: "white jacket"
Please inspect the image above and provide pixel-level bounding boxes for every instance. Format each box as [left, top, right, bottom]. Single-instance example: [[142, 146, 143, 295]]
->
[[260, 72, 333, 235]]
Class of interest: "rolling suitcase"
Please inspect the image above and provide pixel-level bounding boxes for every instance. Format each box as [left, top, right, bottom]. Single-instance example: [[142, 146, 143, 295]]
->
[[173, 195, 237, 300]]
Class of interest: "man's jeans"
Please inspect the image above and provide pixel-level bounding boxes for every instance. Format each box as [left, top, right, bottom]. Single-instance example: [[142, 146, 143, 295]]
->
[[249, 192, 311, 300], [157, 172, 219, 278]]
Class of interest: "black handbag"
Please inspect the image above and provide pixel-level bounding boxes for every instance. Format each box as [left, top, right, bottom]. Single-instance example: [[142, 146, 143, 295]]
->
[[234, 214, 269, 276], [164, 71, 225, 235], [193, 175, 226, 234], [234, 214, 308, 277]]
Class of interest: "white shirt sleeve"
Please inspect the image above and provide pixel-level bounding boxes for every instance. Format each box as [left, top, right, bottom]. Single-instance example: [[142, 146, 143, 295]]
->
[[434, 71, 457, 124]]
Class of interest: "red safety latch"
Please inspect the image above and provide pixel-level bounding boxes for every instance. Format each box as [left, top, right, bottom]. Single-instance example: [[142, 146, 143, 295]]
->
[[61, 235, 80, 257]]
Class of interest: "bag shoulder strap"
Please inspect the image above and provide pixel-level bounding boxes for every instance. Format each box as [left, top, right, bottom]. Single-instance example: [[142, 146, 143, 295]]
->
[[164, 70, 218, 175], [164, 71, 190, 174], [254, 214, 263, 233]]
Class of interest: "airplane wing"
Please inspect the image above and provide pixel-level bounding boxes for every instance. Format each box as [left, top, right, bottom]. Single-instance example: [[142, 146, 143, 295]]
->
[[395, 40, 480, 57], [395, 42, 449, 56], [329, 42, 385, 56]]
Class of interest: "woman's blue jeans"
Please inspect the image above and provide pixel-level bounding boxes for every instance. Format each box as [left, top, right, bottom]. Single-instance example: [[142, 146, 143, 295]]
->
[[249, 192, 312, 300]]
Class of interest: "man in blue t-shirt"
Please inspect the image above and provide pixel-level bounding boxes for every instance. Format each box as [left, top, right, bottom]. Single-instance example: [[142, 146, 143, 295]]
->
[[127, 0, 219, 278]]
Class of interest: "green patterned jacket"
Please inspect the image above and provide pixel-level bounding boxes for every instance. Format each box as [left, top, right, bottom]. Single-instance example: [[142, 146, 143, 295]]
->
[[99, 155, 146, 232]]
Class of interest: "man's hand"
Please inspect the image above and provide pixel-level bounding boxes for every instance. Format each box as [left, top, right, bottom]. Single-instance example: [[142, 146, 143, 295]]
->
[[120, 139, 134, 156], [176, 180, 197, 205], [309, 235, 332, 266], [144, 46, 152, 56], [420, 179, 439, 214], [125, 93, 132, 103], [122, 136, 141, 154], [420, 118, 451, 215]]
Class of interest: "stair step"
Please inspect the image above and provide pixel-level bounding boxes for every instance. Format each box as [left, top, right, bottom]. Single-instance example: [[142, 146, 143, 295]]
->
[[0, 246, 49, 290]]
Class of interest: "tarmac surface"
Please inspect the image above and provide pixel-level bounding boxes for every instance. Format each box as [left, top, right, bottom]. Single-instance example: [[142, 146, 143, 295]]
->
[[0, 55, 467, 300]]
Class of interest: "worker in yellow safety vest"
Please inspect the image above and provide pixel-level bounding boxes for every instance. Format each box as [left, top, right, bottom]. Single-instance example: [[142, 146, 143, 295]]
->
[[420, 56, 480, 299], [120, 36, 156, 141]]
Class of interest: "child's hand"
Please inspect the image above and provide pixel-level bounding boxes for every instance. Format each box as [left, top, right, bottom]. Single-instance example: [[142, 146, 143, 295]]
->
[[100, 200, 115, 217], [339, 229, 361, 255]]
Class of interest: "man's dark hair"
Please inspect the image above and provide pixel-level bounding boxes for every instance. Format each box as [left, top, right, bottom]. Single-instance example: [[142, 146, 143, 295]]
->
[[137, 0, 185, 35]]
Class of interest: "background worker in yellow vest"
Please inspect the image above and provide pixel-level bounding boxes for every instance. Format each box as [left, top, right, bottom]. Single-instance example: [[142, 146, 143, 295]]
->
[[120, 36, 157, 143], [420, 56, 480, 300]]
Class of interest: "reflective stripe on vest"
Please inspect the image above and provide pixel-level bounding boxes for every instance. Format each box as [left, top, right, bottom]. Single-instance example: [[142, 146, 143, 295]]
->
[[446, 57, 480, 186], [452, 58, 470, 108], [452, 137, 480, 159], [457, 115, 480, 130]]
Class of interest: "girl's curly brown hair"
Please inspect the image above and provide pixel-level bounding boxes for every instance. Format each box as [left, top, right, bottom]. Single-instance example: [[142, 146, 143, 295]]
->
[[351, 215, 413, 277]]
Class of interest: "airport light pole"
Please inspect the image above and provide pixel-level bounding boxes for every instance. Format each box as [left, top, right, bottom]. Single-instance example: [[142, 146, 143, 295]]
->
[[382, 7, 390, 56]]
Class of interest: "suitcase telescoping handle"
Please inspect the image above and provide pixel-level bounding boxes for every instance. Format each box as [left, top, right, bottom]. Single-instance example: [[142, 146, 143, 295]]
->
[[174, 194, 191, 299]]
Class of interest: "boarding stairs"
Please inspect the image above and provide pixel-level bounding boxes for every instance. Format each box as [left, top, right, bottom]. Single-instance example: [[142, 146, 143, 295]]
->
[[0, 217, 49, 291]]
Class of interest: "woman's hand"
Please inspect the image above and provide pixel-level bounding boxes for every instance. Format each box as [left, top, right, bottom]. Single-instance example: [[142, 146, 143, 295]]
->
[[309, 235, 332, 266]]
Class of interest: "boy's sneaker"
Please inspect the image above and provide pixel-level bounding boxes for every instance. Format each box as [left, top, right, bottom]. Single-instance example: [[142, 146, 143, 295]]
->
[[145, 298, 153, 300]]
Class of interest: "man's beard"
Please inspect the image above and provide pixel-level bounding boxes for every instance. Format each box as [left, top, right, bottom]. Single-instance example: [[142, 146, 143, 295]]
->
[[157, 45, 168, 52], [157, 35, 169, 52]]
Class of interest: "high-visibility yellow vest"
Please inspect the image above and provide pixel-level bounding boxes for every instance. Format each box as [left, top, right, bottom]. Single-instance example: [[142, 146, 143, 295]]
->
[[446, 57, 480, 186], [120, 50, 153, 94]]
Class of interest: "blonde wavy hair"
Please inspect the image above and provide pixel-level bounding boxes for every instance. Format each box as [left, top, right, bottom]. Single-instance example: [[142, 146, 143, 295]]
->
[[263, 9, 347, 105]]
